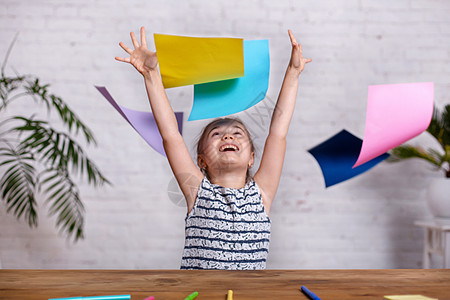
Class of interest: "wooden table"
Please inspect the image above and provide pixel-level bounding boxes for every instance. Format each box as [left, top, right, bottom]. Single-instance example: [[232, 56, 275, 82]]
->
[[1, 269, 450, 300]]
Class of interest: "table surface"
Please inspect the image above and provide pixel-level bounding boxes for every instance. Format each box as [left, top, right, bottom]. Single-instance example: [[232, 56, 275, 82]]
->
[[1, 269, 450, 300], [415, 220, 450, 230]]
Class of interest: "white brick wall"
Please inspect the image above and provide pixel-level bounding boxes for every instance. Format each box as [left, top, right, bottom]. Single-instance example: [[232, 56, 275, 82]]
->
[[0, 0, 449, 269]]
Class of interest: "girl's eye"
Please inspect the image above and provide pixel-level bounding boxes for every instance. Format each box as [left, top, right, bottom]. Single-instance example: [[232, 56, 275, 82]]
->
[[234, 131, 242, 135], [212, 132, 219, 136]]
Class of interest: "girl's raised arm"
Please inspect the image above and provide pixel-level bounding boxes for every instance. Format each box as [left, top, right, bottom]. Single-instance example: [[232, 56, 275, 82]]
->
[[253, 30, 311, 215], [116, 27, 203, 212]]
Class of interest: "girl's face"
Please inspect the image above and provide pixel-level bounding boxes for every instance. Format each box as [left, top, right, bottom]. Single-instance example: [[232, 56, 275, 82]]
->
[[198, 122, 254, 173]]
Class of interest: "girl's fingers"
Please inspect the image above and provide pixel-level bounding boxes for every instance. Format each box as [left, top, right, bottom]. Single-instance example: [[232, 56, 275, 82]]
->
[[119, 42, 133, 54], [287, 30, 311, 70], [115, 56, 131, 63], [130, 31, 140, 49], [288, 29, 297, 46], [140, 26, 148, 48]]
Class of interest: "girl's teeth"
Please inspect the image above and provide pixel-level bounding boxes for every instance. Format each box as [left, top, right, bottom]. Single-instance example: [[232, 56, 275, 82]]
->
[[220, 145, 237, 151]]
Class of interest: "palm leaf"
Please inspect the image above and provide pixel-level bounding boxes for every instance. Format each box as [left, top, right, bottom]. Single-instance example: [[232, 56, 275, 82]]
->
[[11, 116, 109, 187], [23, 79, 96, 145], [426, 105, 450, 151], [388, 145, 441, 167], [0, 145, 38, 227], [0, 76, 27, 111], [427, 106, 445, 150], [38, 169, 85, 241], [1, 32, 19, 76], [442, 105, 450, 148]]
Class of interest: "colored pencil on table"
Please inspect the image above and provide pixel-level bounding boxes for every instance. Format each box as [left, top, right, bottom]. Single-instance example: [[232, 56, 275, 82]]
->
[[184, 291, 198, 300], [301, 286, 321, 300], [49, 296, 131, 300]]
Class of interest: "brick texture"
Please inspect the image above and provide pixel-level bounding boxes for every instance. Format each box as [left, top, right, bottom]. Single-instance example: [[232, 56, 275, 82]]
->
[[0, 0, 449, 269]]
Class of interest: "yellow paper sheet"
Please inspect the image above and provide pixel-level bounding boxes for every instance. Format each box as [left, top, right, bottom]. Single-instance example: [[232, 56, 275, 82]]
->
[[154, 34, 244, 88], [384, 295, 438, 300]]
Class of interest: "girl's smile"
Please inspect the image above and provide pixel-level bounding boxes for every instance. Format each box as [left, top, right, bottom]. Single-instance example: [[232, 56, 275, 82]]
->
[[219, 143, 239, 152]]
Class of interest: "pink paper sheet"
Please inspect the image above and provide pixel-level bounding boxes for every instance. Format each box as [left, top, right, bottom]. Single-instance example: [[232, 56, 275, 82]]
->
[[353, 82, 434, 168]]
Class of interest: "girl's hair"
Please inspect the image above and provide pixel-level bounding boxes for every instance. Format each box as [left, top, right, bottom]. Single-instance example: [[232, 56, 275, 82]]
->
[[196, 117, 255, 182]]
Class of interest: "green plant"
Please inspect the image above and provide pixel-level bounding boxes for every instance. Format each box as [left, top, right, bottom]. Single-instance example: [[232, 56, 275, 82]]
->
[[0, 35, 110, 242], [389, 104, 450, 178]]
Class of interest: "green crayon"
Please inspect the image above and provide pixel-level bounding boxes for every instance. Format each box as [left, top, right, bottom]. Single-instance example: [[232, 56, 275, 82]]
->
[[184, 291, 198, 300]]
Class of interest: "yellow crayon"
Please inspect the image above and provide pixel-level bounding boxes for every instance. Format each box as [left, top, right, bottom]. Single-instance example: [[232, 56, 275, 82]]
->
[[227, 290, 233, 300]]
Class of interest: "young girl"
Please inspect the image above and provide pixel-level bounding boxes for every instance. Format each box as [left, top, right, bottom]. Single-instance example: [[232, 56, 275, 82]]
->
[[116, 27, 311, 270]]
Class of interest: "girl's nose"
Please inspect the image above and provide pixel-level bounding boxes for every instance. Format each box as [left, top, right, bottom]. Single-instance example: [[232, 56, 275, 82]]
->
[[222, 133, 234, 140]]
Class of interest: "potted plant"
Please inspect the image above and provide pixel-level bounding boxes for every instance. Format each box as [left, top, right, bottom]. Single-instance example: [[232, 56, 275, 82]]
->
[[0, 35, 110, 242], [389, 104, 450, 219]]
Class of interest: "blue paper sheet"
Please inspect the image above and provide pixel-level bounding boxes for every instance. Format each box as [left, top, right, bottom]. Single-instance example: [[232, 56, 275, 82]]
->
[[308, 129, 389, 188], [95, 86, 183, 156], [188, 39, 270, 121]]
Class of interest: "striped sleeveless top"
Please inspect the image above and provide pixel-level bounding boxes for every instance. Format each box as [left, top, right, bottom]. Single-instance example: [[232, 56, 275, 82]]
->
[[181, 176, 271, 270]]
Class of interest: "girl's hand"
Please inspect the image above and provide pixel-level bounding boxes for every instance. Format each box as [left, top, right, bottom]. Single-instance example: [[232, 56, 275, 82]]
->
[[115, 26, 158, 77], [287, 29, 312, 76]]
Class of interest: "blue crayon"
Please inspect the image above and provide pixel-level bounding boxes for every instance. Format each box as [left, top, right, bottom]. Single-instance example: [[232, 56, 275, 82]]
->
[[301, 286, 321, 300], [82, 296, 131, 300]]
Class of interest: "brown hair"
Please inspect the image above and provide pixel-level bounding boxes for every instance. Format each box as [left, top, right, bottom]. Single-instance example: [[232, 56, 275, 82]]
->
[[196, 117, 255, 182]]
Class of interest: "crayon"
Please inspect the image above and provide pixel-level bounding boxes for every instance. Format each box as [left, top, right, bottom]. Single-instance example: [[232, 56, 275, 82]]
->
[[301, 286, 321, 300], [184, 291, 198, 300]]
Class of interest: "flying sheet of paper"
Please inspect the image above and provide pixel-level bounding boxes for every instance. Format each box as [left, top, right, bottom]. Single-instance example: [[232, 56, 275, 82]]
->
[[154, 34, 244, 88], [353, 82, 434, 168], [308, 129, 389, 188], [384, 295, 438, 300], [188, 39, 270, 121], [95, 86, 183, 156]]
